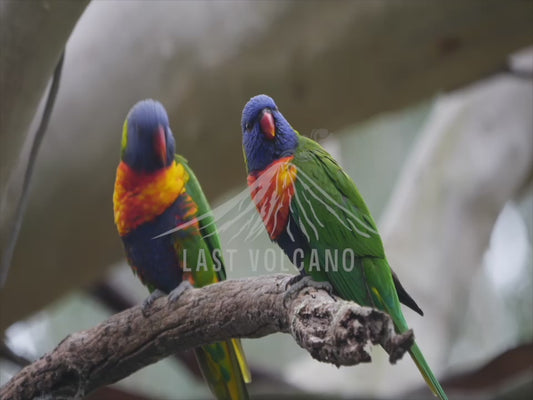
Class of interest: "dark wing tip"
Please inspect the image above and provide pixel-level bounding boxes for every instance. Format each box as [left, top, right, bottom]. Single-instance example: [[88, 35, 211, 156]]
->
[[392, 270, 424, 316]]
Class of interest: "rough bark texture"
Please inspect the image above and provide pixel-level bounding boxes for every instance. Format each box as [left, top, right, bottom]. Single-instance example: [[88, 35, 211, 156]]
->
[[0, 274, 413, 400]]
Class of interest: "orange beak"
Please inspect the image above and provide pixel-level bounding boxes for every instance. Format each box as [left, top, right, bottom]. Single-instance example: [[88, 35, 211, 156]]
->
[[260, 109, 276, 140], [154, 125, 167, 165]]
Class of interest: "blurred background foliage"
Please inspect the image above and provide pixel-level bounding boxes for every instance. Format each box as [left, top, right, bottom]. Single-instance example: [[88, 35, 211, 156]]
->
[[1, 1, 532, 399]]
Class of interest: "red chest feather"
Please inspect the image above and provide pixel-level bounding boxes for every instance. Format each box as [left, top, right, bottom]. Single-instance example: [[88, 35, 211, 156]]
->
[[113, 161, 187, 236], [247, 156, 297, 239]]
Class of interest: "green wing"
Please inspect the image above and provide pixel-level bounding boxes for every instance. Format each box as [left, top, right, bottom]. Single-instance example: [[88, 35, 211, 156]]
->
[[294, 136, 385, 257], [291, 136, 398, 309], [176, 155, 252, 397], [176, 154, 227, 281]]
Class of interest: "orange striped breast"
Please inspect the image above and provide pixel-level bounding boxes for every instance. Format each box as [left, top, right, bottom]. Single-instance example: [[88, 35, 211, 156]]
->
[[113, 161, 188, 236]]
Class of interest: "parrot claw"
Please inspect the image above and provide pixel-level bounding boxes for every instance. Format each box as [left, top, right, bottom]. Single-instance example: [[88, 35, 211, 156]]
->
[[168, 280, 193, 305], [142, 289, 166, 317], [285, 273, 305, 290], [283, 275, 334, 307]]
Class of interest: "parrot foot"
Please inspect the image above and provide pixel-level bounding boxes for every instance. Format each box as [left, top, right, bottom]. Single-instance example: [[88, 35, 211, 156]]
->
[[285, 273, 305, 289], [142, 289, 166, 317], [283, 276, 334, 307], [168, 280, 193, 305]]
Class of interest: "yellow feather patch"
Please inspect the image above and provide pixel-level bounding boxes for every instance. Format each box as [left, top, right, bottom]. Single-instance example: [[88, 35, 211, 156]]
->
[[120, 119, 129, 159], [231, 338, 252, 384], [275, 161, 297, 196]]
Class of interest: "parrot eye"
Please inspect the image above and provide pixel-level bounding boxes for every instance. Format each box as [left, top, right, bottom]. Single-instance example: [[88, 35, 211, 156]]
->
[[245, 121, 252, 131]]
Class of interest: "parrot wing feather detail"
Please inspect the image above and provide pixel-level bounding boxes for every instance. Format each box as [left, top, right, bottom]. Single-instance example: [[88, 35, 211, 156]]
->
[[293, 139, 385, 258], [177, 155, 226, 281], [288, 136, 423, 315], [176, 155, 252, 386], [288, 136, 387, 302]]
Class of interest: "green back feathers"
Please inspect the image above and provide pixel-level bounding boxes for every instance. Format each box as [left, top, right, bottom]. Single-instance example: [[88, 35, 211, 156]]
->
[[176, 154, 227, 281]]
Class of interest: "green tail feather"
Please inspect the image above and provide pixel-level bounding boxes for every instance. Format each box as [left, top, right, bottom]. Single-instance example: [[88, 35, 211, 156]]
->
[[387, 305, 448, 400], [408, 342, 448, 400], [365, 261, 448, 400], [195, 340, 249, 400]]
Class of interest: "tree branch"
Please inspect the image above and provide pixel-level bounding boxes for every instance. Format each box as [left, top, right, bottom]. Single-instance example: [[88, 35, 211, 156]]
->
[[0, 274, 413, 400]]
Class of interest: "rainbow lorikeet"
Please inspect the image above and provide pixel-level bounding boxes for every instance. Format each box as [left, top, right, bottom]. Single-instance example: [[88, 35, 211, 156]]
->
[[113, 99, 250, 400], [241, 94, 448, 400]]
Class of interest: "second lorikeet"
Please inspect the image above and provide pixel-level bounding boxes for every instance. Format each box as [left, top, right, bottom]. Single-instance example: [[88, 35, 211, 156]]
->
[[113, 99, 250, 400], [241, 94, 448, 400]]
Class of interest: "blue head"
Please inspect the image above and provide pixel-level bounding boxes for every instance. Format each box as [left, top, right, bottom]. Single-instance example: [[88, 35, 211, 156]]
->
[[121, 99, 176, 172], [241, 94, 299, 173]]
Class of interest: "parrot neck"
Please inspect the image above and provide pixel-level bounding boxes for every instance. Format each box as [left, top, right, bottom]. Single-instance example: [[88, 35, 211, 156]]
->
[[113, 160, 188, 236], [247, 155, 297, 239]]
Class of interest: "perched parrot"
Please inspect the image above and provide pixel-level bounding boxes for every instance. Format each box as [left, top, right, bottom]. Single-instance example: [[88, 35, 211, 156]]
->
[[241, 94, 448, 400], [113, 99, 250, 400]]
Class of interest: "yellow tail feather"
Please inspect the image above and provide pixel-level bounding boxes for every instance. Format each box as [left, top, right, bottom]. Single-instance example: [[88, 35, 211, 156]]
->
[[194, 340, 250, 400], [231, 338, 252, 383]]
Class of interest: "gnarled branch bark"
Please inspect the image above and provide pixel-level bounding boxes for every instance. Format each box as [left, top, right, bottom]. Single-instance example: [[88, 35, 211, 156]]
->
[[0, 274, 413, 400]]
